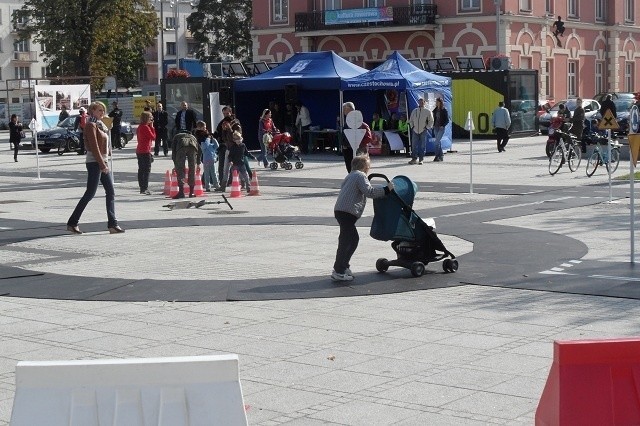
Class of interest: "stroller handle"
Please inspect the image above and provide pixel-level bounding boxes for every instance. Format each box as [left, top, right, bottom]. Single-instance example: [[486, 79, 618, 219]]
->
[[367, 173, 390, 183]]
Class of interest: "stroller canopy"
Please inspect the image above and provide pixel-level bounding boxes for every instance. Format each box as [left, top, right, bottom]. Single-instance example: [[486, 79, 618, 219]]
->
[[370, 175, 420, 242]]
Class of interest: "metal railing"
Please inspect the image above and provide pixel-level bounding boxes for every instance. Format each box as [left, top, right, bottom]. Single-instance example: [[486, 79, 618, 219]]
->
[[295, 5, 437, 32]]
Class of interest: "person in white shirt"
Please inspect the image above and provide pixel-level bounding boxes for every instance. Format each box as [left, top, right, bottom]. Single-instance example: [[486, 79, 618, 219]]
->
[[408, 97, 434, 165], [491, 101, 512, 152], [295, 102, 312, 153]]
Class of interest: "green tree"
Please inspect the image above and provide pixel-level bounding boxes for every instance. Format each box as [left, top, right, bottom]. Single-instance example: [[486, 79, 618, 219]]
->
[[13, 0, 158, 89], [187, 0, 252, 62]]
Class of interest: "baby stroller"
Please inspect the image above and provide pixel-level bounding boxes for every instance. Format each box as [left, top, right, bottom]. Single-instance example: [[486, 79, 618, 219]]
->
[[369, 173, 458, 277], [268, 132, 304, 170]]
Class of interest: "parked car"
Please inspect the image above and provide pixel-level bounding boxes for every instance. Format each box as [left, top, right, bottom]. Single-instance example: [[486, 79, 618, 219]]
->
[[538, 98, 600, 133], [36, 115, 133, 153], [592, 97, 636, 135], [594, 92, 637, 103]]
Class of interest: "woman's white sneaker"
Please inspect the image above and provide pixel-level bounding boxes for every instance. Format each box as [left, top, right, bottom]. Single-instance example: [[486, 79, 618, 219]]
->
[[331, 270, 354, 281]]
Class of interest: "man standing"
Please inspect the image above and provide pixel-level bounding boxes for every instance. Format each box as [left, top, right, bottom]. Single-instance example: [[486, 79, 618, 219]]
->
[[491, 101, 512, 153], [108, 101, 123, 149], [571, 98, 586, 152], [408, 97, 434, 164], [171, 131, 201, 199], [599, 94, 617, 119], [295, 102, 312, 153], [58, 105, 69, 125], [73, 107, 88, 155], [174, 101, 197, 134], [153, 102, 169, 156]]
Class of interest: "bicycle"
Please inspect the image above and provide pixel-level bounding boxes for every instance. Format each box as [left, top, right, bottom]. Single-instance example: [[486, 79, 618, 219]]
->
[[585, 138, 620, 177], [548, 126, 582, 175]]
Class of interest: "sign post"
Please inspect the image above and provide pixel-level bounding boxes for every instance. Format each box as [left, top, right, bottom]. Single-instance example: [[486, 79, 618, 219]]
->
[[626, 104, 639, 264], [597, 109, 619, 203], [465, 111, 475, 194], [29, 118, 40, 180]]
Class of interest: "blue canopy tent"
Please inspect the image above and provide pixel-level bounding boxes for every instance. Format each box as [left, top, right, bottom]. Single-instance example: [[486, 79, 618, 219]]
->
[[233, 51, 367, 150], [341, 51, 452, 154]]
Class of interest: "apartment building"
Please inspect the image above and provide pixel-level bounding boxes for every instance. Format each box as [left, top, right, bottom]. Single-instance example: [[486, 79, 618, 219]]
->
[[251, 0, 640, 102]]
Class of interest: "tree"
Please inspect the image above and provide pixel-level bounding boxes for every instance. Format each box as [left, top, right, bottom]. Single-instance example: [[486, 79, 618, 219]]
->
[[13, 0, 158, 89], [187, 0, 252, 62]]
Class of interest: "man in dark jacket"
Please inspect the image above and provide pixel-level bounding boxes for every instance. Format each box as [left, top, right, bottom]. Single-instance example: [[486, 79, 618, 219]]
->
[[171, 131, 201, 198], [108, 101, 123, 149], [153, 102, 169, 156], [174, 101, 197, 134]]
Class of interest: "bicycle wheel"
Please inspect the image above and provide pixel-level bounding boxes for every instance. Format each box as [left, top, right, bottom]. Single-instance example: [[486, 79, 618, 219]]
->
[[549, 145, 563, 175], [586, 151, 600, 177], [567, 144, 582, 172], [606, 148, 620, 174]]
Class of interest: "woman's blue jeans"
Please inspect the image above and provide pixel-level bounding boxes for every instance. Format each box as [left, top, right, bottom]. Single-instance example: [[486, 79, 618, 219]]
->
[[434, 127, 445, 159], [67, 162, 117, 228]]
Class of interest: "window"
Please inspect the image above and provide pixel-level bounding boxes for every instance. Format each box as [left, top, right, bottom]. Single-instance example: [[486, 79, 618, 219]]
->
[[625, 62, 634, 91], [165, 16, 176, 29], [14, 66, 30, 79], [595, 61, 603, 95], [568, 0, 578, 17], [568, 61, 577, 97], [545, 60, 553, 97], [166, 42, 176, 56], [138, 67, 148, 82], [595, 0, 606, 21], [625, 0, 634, 22], [545, 0, 553, 14], [367, 0, 384, 6], [519, 0, 531, 12], [325, 0, 341, 10], [272, 0, 288, 22], [14, 39, 28, 52], [520, 57, 531, 69], [459, 0, 480, 11], [413, 0, 433, 5], [187, 42, 198, 56]]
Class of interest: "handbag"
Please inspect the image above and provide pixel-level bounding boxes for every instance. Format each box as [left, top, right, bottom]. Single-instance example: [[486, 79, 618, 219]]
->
[[19, 131, 26, 139]]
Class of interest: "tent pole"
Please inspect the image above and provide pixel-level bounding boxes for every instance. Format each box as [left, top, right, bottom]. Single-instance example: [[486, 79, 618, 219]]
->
[[339, 90, 344, 152], [405, 91, 410, 157]]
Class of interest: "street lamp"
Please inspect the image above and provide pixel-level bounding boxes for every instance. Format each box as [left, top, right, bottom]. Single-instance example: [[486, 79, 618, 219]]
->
[[494, 0, 502, 55]]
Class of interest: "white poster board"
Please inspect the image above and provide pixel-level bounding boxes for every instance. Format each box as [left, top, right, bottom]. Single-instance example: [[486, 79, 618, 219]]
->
[[383, 131, 404, 150], [209, 92, 222, 131], [34, 84, 91, 130]]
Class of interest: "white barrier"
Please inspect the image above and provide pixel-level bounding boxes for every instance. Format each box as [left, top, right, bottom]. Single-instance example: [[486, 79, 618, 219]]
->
[[10, 354, 247, 426]]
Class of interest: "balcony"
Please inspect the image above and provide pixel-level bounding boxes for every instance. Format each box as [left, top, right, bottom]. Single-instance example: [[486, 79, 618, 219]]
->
[[13, 51, 38, 62], [295, 5, 437, 33], [11, 22, 27, 33]]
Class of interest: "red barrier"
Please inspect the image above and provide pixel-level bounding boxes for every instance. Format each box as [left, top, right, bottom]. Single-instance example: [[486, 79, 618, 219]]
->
[[536, 338, 640, 425]]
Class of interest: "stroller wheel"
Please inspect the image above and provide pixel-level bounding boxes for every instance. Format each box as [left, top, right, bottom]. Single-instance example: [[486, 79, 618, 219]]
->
[[410, 261, 425, 277], [443, 259, 459, 273], [376, 258, 389, 273], [295, 161, 304, 169], [284, 162, 293, 170], [270, 162, 278, 170]]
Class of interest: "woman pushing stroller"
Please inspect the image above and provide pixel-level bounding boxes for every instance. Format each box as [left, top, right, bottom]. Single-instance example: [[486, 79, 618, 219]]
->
[[332, 155, 394, 282]]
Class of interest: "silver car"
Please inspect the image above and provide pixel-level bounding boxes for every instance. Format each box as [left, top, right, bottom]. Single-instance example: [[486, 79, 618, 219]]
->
[[538, 98, 600, 133]]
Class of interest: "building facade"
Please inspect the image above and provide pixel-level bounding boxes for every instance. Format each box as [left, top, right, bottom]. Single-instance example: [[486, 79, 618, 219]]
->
[[251, 0, 640, 102], [0, 0, 196, 122]]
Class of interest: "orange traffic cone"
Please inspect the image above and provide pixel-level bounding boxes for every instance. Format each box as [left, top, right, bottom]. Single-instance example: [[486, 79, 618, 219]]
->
[[249, 170, 261, 196], [229, 169, 242, 198], [169, 170, 179, 198], [194, 168, 204, 197], [163, 170, 171, 196]]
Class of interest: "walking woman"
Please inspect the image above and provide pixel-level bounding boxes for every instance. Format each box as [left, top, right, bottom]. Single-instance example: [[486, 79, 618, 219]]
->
[[432, 98, 449, 162], [9, 114, 23, 162], [66, 101, 124, 235], [258, 108, 278, 168], [136, 111, 156, 194]]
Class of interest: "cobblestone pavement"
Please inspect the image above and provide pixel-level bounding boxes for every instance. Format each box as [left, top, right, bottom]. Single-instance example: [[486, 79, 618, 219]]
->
[[0, 133, 638, 425]]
